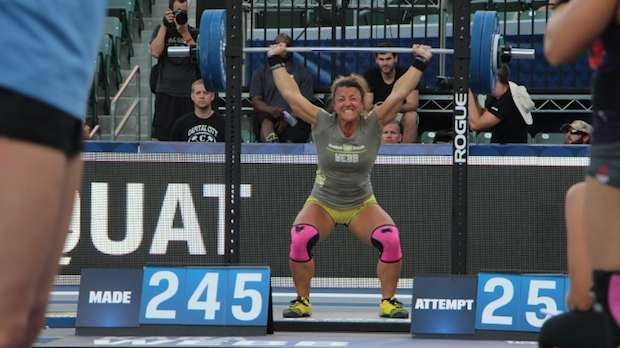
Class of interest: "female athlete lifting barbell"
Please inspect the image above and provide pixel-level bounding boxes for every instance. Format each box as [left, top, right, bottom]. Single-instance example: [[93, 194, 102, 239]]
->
[[266, 42, 432, 318]]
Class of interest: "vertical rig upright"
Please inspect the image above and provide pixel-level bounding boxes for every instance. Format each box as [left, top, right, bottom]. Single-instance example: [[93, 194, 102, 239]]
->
[[451, 1, 470, 275], [225, 0, 243, 264]]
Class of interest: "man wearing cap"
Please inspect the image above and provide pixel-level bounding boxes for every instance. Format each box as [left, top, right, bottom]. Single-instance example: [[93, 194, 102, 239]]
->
[[562, 120, 592, 144]]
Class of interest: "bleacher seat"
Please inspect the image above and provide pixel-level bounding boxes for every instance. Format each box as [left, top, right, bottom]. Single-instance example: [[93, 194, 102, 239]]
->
[[420, 131, 436, 144], [132, 0, 146, 35], [87, 0, 153, 137], [88, 67, 99, 126], [469, 132, 476, 144], [475, 132, 492, 144], [104, 17, 123, 88], [97, 35, 114, 114], [533, 132, 565, 144], [107, 0, 135, 60]]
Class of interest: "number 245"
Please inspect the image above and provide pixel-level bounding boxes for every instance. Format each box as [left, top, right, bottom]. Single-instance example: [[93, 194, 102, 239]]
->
[[144, 271, 263, 321]]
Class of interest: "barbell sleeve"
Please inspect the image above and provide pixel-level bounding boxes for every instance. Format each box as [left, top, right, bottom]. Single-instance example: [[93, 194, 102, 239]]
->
[[505, 48, 536, 60], [168, 46, 195, 58]]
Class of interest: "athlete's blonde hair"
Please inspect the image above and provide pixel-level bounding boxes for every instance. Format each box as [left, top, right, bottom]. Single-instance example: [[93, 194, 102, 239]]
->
[[330, 74, 368, 101]]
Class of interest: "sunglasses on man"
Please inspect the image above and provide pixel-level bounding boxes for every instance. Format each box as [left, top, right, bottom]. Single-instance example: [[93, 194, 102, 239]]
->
[[568, 129, 586, 135]]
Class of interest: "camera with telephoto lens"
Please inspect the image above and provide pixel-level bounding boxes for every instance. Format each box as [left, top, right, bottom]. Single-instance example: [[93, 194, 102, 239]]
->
[[174, 9, 188, 25]]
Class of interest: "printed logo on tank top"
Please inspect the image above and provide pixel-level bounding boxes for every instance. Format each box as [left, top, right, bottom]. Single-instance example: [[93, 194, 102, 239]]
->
[[168, 36, 186, 45], [327, 143, 367, 163], [187, 125, 219, 142], [315, 170, 326, 187]]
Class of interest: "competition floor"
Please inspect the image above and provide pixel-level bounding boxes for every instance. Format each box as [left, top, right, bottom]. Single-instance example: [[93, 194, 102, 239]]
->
[[35, 329, 537, 347], [39, 286, 538, 347]]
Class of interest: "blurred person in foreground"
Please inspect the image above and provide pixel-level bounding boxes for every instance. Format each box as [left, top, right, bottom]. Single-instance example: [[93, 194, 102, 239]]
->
[[540, 0, 620, 346], [0, 1, 105, 346]]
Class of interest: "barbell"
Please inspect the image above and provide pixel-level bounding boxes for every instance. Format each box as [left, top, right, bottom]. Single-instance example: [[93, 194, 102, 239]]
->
[[170, 10, 535, 95]]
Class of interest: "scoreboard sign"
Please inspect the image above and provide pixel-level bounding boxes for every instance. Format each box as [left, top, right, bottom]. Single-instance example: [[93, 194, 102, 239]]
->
[[411, 276, 477, 335], [475, 273, 567, 332], [76, 268, 143, 328], [410, 273, 568, 337], [139, 267, 270, 326], [76, 266, 272, 336]]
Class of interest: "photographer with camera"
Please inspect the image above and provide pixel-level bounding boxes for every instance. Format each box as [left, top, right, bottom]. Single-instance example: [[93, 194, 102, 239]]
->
[[149, 0, 199, 141]]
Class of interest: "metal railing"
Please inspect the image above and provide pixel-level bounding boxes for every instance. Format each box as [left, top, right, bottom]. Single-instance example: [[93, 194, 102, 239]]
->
[[89, 125, 101, 139], [110, 64, 141, 140]]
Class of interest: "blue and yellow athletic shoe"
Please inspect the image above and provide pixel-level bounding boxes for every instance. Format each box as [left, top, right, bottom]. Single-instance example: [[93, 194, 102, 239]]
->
[[379, 297, 409, 318], [283, 297, 312, 318]]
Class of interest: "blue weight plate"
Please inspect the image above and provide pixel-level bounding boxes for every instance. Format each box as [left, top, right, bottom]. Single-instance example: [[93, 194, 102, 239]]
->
[[469, 11, 486, 94], [208, 9, 227, 92], [479, 11, 499, 94], [199, 9, 227, 92], [199, 9, 213, 90]]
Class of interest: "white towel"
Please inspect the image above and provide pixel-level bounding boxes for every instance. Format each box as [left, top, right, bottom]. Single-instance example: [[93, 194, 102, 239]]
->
[[509, 81, 535, 125]]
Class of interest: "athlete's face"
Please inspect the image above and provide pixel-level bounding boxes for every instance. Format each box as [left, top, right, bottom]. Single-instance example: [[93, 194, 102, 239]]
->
[[191, 84, 214, 109], [333, 87, 364, 122]]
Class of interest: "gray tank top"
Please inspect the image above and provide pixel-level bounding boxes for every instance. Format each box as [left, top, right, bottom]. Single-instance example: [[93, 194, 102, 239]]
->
[[310, 109, 382, 209]]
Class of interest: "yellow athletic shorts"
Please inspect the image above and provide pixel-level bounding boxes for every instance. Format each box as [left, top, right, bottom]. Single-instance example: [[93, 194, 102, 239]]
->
[[305, 195, 378, 225]]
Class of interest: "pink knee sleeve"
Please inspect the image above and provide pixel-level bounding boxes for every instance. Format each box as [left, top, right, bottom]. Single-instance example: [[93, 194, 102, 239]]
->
[[289, 224, 319, 262], [609, 275, 620, 325], [371, 224, 402, 263]]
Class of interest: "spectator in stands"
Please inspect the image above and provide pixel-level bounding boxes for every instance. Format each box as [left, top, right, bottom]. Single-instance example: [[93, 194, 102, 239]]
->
[[0, 2, 105, 347], [250, 33, 314, 143], [561, 119, 592, 144], [170, 79, 225, 142], [468, 64, 534, 144], [544, 0, 620, 345], [364, 42, 420, 143], [149, 0, 199, 141], [381, 121, 403, 144]]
